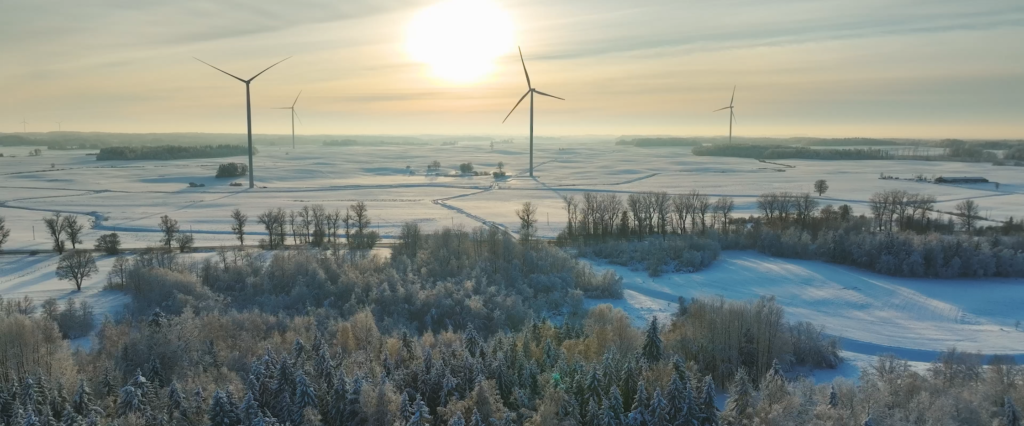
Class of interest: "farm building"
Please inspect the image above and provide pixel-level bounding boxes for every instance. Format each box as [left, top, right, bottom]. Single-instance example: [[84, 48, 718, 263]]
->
[[934, 176, 989, 184]]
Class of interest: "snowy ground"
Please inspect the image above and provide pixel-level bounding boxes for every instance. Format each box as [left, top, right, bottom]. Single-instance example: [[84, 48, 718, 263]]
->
[[2, 141, 1022, 252], [2, 140, 1022, 369], [583, 251, 1024, 381]]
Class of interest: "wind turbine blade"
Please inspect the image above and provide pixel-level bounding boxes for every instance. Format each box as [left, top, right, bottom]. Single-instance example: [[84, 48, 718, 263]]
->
[[248, 56, 292, 82], [533, 90, 564, 101], [502, 90, 531, 123], [194, 57, 245, 82], [292, 90, 302, 108], [713, 106, 731, 112], [273, 107, 292, 109], [731, 110, 737, 125], [293, 110, 303, 125], [730, 85, 736, 107], [518, 46, 531, 89]]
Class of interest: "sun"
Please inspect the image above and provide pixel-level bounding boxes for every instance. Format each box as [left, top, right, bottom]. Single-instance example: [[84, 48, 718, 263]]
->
[[406, 0, 514, 83]]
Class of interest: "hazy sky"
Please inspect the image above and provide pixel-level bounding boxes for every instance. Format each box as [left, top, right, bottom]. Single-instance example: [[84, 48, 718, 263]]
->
[[1, 0, 1022, 138]]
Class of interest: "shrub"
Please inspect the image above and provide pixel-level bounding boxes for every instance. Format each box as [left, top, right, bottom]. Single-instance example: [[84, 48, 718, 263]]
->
[[41, 297, 95, 339], [459, 162, 475, 174], [215, 162, 248, 178], [95, 233, 122, 255]]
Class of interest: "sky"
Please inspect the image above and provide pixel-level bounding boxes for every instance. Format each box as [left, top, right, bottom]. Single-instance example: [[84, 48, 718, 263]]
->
[[0, 0, 1022, 139]]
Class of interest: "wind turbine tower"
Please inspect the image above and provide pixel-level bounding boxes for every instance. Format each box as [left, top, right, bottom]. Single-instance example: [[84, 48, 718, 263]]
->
[[714, 86, 737, 143], [195, 56, 290, 188], [502, 47, 564, 178], [20, 118, 28, 133], [56, 122, 62, 131], [274, 91, 302, 149]]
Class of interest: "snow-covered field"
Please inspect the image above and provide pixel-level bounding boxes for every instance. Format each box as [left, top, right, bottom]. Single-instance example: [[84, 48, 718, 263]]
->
[[2, 141, 1022, 251], [2, 140, 1022, 371]]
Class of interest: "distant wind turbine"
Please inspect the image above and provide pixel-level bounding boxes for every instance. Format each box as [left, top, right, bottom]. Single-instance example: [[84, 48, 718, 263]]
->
[[713, 86, 737, 143], [274, 90, 302, 149], [502, 47, 564, 178], [194, 56, 291, 188], [56, 121, 62, 132], [20, 118, 28, 133]]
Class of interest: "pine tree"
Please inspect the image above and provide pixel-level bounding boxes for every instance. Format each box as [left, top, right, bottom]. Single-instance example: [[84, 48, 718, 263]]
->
[[697, 376, 718, 426], [325, 373, 348, 426], [166, 382, 185, 420], [99, 369, 116, 399], [586, 398, 601, 426], [407, 397, 431, 426], [207, 390, 239, 426], [648, 390, 669, 426], [602, 386, 625, 426], [1007, 397, 1022, 426], [314, 345, 335, 393], [71, 380, 96, 418], [665, 375, 695, 426], [116, 386, 143, 417], [827, 384, 838, 409], [464, 326, 483, 358], [469, 408, 485, 426], [240, 392, 261, 425], [641, 318, 663, 364], [448, 411, 466, 426], [630, 382, 650, 426], [147, 357, 165, 389], [619, 361, 639, 413], [292, 372, 317, 425], [585, 368, 604, 408], [342, 376, 365, 425], [720, 370, 754, 426], [23, 410, 40, 426]]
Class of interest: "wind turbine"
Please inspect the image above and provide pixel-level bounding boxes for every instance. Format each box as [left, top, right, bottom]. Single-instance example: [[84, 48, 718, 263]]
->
[[56, 121, 62, 131], [274, 91, 302, 150], [713, 86, 737, 143], [502, 47, 564, 178], [194, 56, 290, 188], [20, 118, 28, 133]]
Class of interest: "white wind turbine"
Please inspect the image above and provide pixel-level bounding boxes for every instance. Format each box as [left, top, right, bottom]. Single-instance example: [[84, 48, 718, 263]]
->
[[274, 91, 302, 149], [502, 47, 564, 178], [195, 56, 290, 188], [714, 86, 737, 143], [20, 118, 28, 132]]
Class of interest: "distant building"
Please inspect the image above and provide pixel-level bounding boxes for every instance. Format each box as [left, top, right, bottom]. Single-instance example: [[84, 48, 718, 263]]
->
[[934, 176, 989, 184]]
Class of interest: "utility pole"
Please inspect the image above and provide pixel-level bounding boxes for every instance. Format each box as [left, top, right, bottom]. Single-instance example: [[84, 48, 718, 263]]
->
[[32, 226, 35, 240]]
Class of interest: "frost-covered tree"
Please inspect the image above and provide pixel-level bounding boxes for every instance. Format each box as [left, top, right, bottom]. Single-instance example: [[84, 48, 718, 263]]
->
[[56, 250, 98, 291], [230, 208, 248, 246], [158, 215, 179, 248], [697, 376, 718, 426], [116, 386, 143, 418], [61, 214, 85, 250], [1007, 397, 1022, 426], [43, 212, 67, 254], [207, 390, 239, 426], [0, 216, 12, 252], [641, 317, 663, 364], [720, 369, 754, 426]]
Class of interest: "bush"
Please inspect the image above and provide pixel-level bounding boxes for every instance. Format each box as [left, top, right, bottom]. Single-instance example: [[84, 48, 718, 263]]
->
[[459, 162, 475, 174], [579, 235, 722, 276], [95, 233, 122, 255], [215, 162, 248, 178]]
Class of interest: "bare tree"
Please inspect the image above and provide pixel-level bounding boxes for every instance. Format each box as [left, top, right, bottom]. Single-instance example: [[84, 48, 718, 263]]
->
[[43, 212, 67, 254], [56, 251, 99, 291], [562, 195, 580, 238], [955, 199, 980, 234], [672, 193, 693, 233], [516, 201, 539, 246], [158, 215, 179, 248], [230, 208, 248, 246], [813, 179, 829, 196], [0, 216, 10, 251], [256, 208, 287, 249], [793, 193, 819, 229], [691, 191, 712, 232], [61, 214, 85, 250], [715, 197, 735, 233], [108, 255, 130, 290], [174, 233, 194, 253]]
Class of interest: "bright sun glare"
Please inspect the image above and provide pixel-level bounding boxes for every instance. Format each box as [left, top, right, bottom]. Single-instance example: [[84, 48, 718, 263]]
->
[[406, 0, 514, 83]]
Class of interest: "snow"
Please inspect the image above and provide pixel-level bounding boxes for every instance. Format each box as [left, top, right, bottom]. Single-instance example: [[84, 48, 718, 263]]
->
[[2, 141, 1023, 364], [582, 251, 1024, 382]]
